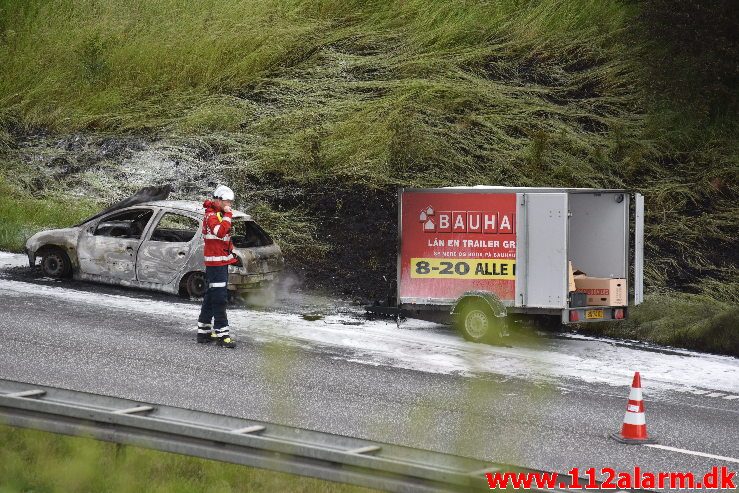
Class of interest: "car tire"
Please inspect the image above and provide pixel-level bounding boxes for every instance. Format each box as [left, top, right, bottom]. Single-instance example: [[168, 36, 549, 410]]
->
[[454, 299, 504, 344], [40, 247, 72, 279], [185, 271, 207, 299]]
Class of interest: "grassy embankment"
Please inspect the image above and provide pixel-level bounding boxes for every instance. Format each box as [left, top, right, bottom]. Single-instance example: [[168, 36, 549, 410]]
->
[[0, 0, 736, 353], [0, 177, 96, 251], [591, 294, 739, 356], [0, 424, 379, 493]]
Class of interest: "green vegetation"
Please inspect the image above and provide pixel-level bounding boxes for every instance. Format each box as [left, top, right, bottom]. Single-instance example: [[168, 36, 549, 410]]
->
[[0, 177, 96, 251], [0, 1, 736, 341], [583, 295, 739, 357], [247, 201, 330, 261], [0, 424, 378, 493]]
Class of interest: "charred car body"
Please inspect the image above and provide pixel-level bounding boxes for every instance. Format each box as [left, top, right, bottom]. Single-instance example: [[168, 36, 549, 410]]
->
[[25, 187, 283, 298]]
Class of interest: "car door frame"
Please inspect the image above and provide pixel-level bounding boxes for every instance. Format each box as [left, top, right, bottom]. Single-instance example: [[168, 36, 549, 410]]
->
[[76, 206, 156, 281], [135, 207, 203, 285]]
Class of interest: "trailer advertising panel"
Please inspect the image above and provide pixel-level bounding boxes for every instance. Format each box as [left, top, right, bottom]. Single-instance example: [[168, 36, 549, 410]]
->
[[399, 190, 517, 304]]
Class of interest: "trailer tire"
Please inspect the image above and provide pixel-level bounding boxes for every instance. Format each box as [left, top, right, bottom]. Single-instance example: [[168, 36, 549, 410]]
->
[[454, 299, 504, 343]]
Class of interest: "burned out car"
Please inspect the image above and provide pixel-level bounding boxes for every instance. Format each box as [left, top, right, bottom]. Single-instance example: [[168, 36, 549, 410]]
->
[[25, 187, 284, 298]]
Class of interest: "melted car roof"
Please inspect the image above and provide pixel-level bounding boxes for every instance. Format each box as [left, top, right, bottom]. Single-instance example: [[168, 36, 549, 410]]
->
[[144, 200, 251, 220]]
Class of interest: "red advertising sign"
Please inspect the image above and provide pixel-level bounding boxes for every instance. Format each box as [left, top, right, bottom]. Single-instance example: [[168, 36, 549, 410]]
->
[[399, 190, 517, 302]]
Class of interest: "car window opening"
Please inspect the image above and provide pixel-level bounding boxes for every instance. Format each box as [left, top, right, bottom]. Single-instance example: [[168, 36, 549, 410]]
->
[[94, 209, 154, 240], [150, 212, 200, 243], [231, 220, 273, 248]]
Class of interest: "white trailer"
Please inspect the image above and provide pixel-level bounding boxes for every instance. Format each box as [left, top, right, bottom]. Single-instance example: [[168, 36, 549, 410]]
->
[[392, 186, 645, 342]]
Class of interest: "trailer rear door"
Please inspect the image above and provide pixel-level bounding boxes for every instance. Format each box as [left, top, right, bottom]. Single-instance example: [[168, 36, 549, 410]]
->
[[634, 193, 645, 305], [517, 193, 568, 308]]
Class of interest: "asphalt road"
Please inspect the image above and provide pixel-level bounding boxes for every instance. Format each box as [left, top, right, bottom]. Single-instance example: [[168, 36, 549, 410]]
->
[[1, 256, 737, 489]]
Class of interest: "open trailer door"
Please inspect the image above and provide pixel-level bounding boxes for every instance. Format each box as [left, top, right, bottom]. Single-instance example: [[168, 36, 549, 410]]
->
[[634, 192, 645, 305], [516, 192, 568, 308]]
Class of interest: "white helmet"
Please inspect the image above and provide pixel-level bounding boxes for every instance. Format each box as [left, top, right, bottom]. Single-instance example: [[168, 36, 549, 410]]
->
[[213, 185, 234, 201]]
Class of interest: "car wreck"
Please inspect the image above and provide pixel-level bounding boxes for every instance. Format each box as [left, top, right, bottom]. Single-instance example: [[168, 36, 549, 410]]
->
[[25, 186, 284, 298]]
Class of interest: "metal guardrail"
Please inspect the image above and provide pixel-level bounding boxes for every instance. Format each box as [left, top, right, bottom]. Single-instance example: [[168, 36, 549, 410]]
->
[[0, 379, 574, 492]]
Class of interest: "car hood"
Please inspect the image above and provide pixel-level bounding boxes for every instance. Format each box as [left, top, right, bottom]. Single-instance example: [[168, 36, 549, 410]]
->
[[26, 226, 81, 252]]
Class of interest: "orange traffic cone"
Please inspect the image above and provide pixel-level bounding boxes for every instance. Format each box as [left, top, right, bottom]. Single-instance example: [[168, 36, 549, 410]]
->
[[610, 372, 656, 444]]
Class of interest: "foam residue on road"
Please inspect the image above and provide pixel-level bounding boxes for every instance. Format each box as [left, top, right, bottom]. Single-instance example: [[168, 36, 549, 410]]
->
[[0, 252, 30, 269], [1, 268, 737, 396]]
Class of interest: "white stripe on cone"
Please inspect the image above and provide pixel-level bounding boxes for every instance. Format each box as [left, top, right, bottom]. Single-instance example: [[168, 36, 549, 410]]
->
[[622, 411, 646, 425]]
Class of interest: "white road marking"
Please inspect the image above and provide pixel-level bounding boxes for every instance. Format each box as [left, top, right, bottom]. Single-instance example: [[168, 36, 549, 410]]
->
[[680, 388, 739, 400], [553, 384, 739, 414], [644, 444, 739, 464]]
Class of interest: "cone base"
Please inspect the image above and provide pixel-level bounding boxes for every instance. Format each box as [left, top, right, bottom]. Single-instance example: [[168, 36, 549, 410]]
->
[[609, 432, 656, 445]]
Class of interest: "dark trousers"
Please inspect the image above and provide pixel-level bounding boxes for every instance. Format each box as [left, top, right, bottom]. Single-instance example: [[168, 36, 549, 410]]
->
[[197, 265, 230, 337]]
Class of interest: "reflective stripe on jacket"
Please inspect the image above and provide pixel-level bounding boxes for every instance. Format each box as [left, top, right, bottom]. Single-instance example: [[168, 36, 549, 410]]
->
[[202, 200, 238, 267]]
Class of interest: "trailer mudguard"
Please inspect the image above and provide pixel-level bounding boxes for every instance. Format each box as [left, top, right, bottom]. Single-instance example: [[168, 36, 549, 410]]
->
[[450, 291, 507, 318]]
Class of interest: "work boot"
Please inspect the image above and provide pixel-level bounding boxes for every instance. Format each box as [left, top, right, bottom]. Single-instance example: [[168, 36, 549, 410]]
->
[[216, 335, 236, 348], [196, 330, 215, 343], [196, 321, 215, 343]]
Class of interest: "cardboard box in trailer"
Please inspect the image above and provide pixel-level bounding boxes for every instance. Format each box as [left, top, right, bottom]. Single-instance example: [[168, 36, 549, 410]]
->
[[395, 186, 645, 342]]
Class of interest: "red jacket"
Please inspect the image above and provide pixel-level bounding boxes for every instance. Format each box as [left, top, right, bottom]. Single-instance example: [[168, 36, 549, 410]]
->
[[202, 200, 238, 267]]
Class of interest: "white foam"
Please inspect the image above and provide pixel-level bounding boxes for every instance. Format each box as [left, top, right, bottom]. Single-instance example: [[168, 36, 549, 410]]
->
[[0, 252, 30, 269], [1, 277, 737, 395]]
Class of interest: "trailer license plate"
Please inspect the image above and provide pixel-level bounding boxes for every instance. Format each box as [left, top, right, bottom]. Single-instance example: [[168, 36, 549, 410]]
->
[[586, 309, 604, 319]]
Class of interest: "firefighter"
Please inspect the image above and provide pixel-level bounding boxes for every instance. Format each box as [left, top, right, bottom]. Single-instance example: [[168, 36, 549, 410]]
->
[[196, 185, 238, 348]]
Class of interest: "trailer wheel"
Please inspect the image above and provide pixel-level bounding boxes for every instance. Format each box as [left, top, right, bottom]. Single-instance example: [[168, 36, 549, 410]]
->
[[455, 300, 504, 343]]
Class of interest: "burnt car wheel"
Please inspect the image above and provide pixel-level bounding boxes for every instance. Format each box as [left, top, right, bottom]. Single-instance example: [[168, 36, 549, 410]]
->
[[40, 247, 72, 279], [185, 271, 207, 298]]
